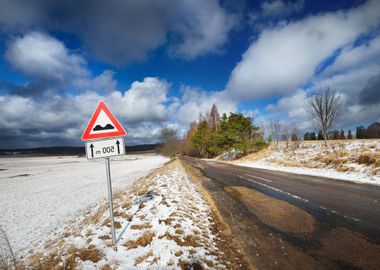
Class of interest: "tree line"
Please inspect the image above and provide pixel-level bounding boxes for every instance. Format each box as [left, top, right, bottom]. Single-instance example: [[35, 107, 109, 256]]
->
[[356, 122, 380, 139], [159, 104, 268, 158], [159, 87, 379, 158], [303, 129, 353, 140], [184, 104, 268, 158], [302, 122, 380, 140]]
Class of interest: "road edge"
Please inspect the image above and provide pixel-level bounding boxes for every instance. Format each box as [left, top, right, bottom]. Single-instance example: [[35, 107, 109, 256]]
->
[[180, 158, 254, 270]]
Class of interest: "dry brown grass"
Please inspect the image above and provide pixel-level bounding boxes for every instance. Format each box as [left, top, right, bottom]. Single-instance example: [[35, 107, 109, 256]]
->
[[30, 245, 103, 269], [98, 235, 111, 240], [130, 223, 152, 230], [124, 231, 155, 249], [114, 210, 129, 219], [159, 217, 174, 226], [175, 228, 185, 235], [76, 246, 103, 263], [159, 232, 201, 247], [80, 204, 108, 227], [175, 250, 183, 257], [236, 148, 269, 162], [179, 259, 205, 270], [358, 152, 380, 167], [114, 221, 122, 229], [134, 251, 154, 266]]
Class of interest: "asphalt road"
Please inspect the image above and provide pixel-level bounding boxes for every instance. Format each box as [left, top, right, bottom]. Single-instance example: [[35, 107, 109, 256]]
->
[[182, 157, 380, 270]]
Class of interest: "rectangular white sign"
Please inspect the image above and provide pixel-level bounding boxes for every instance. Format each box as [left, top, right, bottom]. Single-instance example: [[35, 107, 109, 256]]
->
[[85, 137, 125, 159]]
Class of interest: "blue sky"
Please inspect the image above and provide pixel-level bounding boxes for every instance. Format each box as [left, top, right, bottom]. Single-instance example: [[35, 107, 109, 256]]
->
[[0, 0, 379, 148]]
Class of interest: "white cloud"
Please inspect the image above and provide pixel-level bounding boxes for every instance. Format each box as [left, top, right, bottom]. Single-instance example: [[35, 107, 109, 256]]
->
[[175, 86, 237, 125], [5, 32, 88, 81], [226, 0, 380, 101], [0, 77, 172, 147], [322, 35, 380, 76], [74, 70, 117, 94], [249, 0, 304, 30], [0, 0, 237, 64], [169, 0, 237, 59], [265, 90, 311, 130], [313, 65, 380, 104]]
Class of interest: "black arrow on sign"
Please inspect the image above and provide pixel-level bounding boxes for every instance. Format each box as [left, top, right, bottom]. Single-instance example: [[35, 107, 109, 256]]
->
[[116, 140, 120, 154], [90, 144, 94, 157]]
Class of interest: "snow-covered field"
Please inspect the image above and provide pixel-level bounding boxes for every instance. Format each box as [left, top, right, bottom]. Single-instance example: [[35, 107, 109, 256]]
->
[[0, 154, 168, 257], [237, 140, 380, 185], [28, 160, 227, 269]]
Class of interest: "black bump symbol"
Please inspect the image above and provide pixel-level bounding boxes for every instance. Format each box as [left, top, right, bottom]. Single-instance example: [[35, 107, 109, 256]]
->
[[93, 124, 115, 131]]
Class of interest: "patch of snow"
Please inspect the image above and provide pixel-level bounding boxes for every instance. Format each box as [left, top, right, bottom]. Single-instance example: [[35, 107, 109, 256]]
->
[[0, 154, 169, 257], [237, 140, 380, 186], [28, 161, 226, 269]]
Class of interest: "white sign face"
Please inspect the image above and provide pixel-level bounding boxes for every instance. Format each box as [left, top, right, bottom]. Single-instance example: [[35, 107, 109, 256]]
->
[[85, 137, 125, 159]]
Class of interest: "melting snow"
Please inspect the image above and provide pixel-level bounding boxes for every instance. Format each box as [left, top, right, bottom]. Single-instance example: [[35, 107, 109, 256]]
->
[[237, 140, 380, 186], [0, 154, 169, 257], [26, 161, 226, 269]]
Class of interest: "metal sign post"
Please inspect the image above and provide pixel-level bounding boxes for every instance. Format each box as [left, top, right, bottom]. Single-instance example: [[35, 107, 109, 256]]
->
[[105, 158, 117, 247], [81, 101, 128, 248]]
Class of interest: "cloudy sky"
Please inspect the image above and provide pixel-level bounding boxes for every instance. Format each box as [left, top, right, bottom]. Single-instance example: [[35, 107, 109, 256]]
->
[[0, 0, 379, 148]]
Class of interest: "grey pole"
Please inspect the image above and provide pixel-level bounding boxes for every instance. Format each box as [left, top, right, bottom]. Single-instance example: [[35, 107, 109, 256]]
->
[[105, 157, 117, 247]]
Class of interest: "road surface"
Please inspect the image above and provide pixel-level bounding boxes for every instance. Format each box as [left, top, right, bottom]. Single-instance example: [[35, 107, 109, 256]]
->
[[182, 157, 380, 270]]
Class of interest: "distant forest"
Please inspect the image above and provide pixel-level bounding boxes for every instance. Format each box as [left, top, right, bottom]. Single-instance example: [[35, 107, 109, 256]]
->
[[303, 122, 380, 141], [0, 144, 159, 156]]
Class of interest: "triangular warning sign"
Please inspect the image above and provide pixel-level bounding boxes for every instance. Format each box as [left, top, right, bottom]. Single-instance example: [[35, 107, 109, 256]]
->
[[81, 101, 126, 141]]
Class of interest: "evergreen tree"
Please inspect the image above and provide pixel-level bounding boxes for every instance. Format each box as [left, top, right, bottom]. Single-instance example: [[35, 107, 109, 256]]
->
[[318, 130, 324, 140], [367, 122, 380, 138], [356, 125, 367, 139], [340, 129, 346, 139], [192, 119, 209, 157], [347, 130, 353, 139], [356, 126, 361, 139], [333, 130, 340, 140], [304, 132, 310, 140], [310, 132, 316, 140], [188, 108, 267, 158]]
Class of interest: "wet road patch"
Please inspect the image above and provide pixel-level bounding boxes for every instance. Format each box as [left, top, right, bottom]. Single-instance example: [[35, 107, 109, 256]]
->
[[225, 186, 316, 235]]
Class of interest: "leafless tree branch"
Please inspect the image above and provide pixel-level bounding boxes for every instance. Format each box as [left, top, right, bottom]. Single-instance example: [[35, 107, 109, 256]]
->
[[308, 87, 342, 147]]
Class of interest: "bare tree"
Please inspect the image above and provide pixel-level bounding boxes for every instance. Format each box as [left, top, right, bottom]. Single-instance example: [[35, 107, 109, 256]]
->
[[269, 120, 282, 149], [208, 104, 221, 131], [281, 128, 290, 149], [158, 127, 180, 158], [308, 87, 342, 147], [291, 128, 300, 149]]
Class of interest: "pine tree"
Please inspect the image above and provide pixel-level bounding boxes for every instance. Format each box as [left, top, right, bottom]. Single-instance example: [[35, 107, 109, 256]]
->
[[356, 125, 367, 139], [192, 119, 209, 157], [356, 126, 361, 139], [340, 129, 346, 139], [310, 132, 316, 140], [304, 132, 310, 140], [333, 130, 340, 140], [347, 130, 352, 139], [318, 130, 324, 140]]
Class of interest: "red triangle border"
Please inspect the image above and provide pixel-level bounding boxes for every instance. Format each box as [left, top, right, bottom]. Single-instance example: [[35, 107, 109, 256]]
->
[[81, 101, 127, 141]]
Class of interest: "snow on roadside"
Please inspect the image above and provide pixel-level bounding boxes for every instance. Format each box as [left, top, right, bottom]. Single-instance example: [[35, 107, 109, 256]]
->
[[237, 140, 380, 186], [0, 154, 169, 257], [28, 160, 227, 269], [238, 159, 380, 185]]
